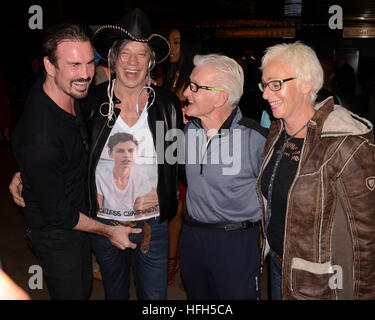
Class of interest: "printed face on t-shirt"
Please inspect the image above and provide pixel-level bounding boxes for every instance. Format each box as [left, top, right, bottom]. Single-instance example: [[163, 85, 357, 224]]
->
[[109, 141, 137, 169], [95, 115, 160, 221]]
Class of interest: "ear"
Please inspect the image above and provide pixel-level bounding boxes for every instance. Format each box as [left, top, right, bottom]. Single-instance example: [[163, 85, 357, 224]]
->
[[43, 56, 56, 77], [300, 81, 313, 96], [214, 90, 229, 108]]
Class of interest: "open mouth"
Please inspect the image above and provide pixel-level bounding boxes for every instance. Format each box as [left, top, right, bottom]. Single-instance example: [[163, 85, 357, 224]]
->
[[185, 101, 193, 108], [185, 101, 195, 115], [72, 80, 90, 91], [269, 100, 283, 110], [125, 69, 139, 77]]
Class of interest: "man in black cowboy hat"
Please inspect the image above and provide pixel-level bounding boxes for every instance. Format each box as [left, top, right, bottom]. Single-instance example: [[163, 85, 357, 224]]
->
[[83, 8, 183, 300], [10, 8, 183, 300], [10, 22, 142, 300]]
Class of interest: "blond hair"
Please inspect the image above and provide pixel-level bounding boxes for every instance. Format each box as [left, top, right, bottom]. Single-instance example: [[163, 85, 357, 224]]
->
[[260, 41, 323, 104]]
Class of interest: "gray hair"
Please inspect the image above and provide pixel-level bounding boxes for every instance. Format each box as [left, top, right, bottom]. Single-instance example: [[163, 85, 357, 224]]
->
[[108, 39, 156, 76], [103, 40, 156, 128], [260, 41, 323, 104], [193, 53, 244, 109]]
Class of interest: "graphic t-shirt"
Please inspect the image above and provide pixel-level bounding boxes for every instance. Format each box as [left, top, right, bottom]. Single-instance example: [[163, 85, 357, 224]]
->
[[96, 107, 159, 221]]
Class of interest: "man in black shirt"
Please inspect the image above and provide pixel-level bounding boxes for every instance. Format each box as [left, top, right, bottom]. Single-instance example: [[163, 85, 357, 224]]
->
[[11, 23, 141, 299]]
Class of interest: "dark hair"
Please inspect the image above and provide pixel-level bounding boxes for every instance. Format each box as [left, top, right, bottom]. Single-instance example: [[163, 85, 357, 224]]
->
[[108, 132, 138, 152], [165, 27, 202, 93], [43, 22, 92, 67]]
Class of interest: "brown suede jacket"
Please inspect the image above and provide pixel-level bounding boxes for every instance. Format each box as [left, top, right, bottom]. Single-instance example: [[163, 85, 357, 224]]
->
[[257, 97, 375, 299]]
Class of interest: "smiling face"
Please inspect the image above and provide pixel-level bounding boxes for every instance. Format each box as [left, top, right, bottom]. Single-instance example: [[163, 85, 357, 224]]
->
[[51, 40, 95, 99], [168, 28, 181, 63], [110, 140, 137, 169], [261, 59, 306, 121], [115, 41, 151, 90], [183, 65, 221, 120]]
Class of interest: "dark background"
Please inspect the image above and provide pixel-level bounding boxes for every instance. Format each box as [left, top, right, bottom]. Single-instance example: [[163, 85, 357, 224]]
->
[[1, 0, 375, 122], [0, 0, 375, 300]]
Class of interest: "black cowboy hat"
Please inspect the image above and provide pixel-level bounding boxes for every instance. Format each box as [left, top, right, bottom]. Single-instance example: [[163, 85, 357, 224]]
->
[[93, 8, 170, 64]]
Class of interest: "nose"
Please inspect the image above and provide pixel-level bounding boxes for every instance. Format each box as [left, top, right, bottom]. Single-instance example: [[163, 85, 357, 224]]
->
[[128, 53, 137, 65], [79, 64, 93, 80], [88, 63, 95, 79], [125, 149, 134, 158], [183, 86, 191, 99], [262, 85, 272, 100]]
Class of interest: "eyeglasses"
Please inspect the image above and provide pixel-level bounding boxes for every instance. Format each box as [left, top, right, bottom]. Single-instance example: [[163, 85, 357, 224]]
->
[[258, 77, 296, 92], [188, 81, 224, 93]]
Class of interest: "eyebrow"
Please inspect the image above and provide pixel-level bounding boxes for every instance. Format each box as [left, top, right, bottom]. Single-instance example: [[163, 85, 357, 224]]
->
[[262, 78, 278, 82], [122, 49, 148, 55], [68, 58, 95, 65]]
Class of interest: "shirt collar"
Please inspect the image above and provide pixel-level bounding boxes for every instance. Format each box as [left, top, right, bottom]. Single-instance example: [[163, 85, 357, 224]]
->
[[192, 106, 239, 133]]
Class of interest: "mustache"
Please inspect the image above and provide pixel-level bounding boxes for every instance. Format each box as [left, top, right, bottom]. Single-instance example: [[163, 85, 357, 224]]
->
[[71, 77, 91, 84]]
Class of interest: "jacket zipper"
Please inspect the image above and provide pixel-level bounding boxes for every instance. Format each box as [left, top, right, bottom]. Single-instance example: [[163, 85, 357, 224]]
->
[[199, 132, 227, 175], [335, 179, 356, 298], [200, 135, 213, 175], [282, 123, 311, 296]]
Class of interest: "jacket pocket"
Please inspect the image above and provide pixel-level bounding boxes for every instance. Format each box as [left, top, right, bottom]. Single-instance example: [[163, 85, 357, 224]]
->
[[290, 257, 336, 300]]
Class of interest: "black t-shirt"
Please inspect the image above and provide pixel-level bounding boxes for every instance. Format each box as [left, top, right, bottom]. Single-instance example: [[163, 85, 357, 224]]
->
[[11, 78, 88, 230], [261, 131, 304, 257]]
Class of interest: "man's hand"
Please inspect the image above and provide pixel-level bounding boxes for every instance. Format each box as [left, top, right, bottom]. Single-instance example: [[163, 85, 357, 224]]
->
[[9, 173, 143, 250], [74, 213, 142, 250], [106, 225, 143, 250], [9, 172, 25, 207]]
